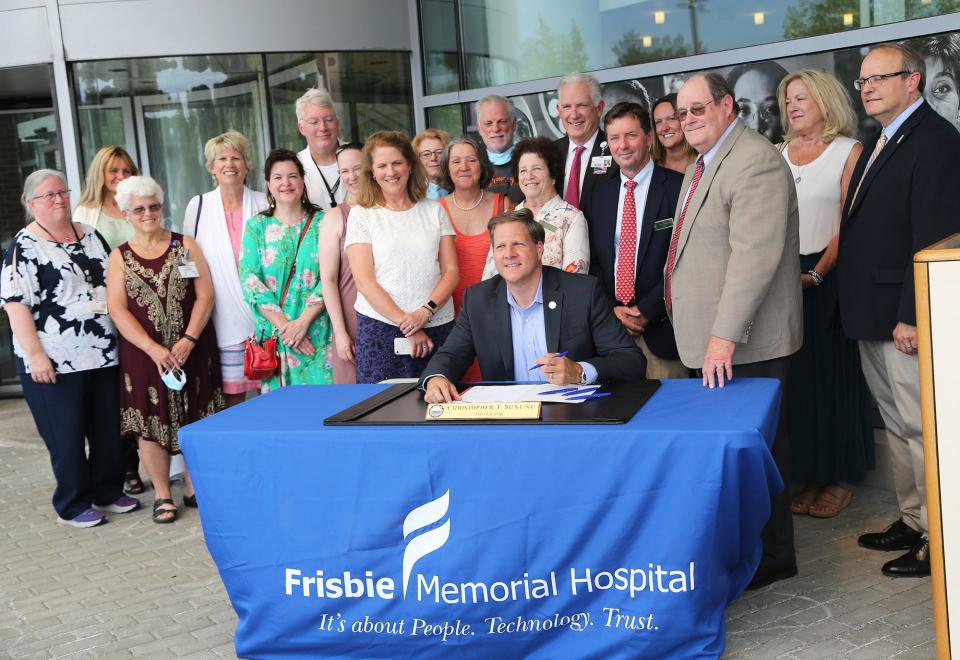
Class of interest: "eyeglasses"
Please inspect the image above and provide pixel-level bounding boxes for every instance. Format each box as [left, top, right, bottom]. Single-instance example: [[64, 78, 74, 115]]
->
[[419, 149, 444, 160], [31, 189, 71, 202], [130, 203, 162, 217], [674, 99, 717, 122], [853, 70, 909, 91], [302, 117, 338, 127]]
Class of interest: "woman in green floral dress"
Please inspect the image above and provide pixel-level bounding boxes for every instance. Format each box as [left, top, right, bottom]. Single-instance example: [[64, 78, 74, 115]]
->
[[240, 149, 333, 391]]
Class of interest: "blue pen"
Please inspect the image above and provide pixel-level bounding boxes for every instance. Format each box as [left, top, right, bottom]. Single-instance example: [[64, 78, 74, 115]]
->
[[539, 386, 579, 395], [566, 392, 613, 401], [528, 351, 569, 371]]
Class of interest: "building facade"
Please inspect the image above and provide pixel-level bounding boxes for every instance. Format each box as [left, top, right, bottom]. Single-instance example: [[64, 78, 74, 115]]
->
[[2, 0, 959, 391]]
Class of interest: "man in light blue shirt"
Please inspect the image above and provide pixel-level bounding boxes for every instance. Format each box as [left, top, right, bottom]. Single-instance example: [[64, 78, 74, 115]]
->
[[420, 210, 645, 403]]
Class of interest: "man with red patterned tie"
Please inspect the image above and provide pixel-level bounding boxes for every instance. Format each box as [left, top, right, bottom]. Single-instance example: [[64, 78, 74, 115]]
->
[[553, 73, 619, 222], [669, 72, 803, 590], [582, 102, 686, 379]]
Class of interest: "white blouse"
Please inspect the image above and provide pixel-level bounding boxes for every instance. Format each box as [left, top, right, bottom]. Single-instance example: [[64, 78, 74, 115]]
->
[[344, 199, 455, 327]]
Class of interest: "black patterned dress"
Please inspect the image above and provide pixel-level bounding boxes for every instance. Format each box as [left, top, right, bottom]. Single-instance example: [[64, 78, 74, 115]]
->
[[118, 233, 224, 453]]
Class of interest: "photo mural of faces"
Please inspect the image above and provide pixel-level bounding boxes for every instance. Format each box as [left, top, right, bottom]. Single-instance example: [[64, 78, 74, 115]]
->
[[464, 31, 960, 146]]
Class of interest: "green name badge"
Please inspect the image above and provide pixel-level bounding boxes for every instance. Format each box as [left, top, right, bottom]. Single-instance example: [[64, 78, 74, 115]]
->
[[654, 217, 674, 231]]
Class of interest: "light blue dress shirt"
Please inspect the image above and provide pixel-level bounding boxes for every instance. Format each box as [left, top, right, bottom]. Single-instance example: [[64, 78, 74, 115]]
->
[[507, 275, 598, 384], [882, 97, 924, 139]]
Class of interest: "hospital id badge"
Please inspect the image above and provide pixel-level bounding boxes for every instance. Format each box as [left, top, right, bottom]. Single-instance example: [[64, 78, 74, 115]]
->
[[87, 300, 108, 315], [178, 262, 200, 279], [591, 155, 612, 173]]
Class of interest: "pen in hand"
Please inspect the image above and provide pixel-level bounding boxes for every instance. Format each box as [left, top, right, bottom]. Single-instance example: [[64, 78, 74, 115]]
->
[[528, 351, 569, 371]]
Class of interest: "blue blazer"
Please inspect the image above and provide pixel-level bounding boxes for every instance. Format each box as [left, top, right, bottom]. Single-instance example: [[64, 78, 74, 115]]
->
[[838, 102, 960, 340], [583, 164, 683, 360]]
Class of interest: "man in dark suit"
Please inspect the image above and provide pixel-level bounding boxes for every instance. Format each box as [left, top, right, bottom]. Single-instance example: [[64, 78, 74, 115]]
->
[[420, 209, 646, 402], [554, 73, 620, 219], [583, 101, 686, 379], [838, 43, 960, 578]]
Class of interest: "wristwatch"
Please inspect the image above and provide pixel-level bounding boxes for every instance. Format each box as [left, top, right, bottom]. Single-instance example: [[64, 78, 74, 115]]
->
[[807, 269, 823, 286], [425, 300, 438, 312], [578, 364, 587, 385]]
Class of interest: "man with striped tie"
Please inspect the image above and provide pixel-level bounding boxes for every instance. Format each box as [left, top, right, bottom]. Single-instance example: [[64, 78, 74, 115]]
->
[[668, 72, 803, 590]]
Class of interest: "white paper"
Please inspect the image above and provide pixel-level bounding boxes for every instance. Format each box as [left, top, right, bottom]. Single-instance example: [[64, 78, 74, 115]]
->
[[458, 383, 600, 404]]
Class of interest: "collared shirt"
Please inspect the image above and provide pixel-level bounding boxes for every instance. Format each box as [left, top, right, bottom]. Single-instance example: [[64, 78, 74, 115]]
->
[[507, 275, 598, 384], [614, 159, 655, 284], [677, 119, 739, 216], [882, 96, 924, 139], [564, 130, 600, 198]]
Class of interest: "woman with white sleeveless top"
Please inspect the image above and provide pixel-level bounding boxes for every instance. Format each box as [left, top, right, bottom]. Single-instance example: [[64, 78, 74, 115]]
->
[[777, 70, 874, 519], [183, 131, 268, 407]]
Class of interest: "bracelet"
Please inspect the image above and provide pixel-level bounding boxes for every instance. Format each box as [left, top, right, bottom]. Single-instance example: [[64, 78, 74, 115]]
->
[[183, 334, 198, 344], [420, 304, 435, 316], [807, 270, 823, 287]]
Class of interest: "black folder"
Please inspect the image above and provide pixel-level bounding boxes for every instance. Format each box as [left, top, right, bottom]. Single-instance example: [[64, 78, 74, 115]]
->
[[323, 380, 661, 426]]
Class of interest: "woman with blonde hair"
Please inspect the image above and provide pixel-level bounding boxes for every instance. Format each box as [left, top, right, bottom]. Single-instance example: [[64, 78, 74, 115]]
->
[[412, 128, 451, 200], [183, 130, 268, 407], [776, 68, 873, 519], [74, 146, 139, 249], [345, 131, 458, 383]]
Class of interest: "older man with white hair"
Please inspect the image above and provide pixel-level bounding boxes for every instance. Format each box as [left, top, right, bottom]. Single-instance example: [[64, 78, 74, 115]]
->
[[553, 73, 619, 216], [475, 95, 523, 204], [296, 88, 346, 209]]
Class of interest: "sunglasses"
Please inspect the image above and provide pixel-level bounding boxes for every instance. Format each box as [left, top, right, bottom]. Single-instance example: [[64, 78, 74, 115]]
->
[[674, 99, 717, 122]]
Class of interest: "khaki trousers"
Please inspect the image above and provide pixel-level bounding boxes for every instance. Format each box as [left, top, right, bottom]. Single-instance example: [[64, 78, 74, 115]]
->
[[858, 340, 926, 535], [635, 335, 690, 379]]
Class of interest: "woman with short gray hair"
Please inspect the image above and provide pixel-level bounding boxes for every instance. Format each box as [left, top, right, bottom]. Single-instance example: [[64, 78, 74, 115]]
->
[[1, 169, 140, 528]]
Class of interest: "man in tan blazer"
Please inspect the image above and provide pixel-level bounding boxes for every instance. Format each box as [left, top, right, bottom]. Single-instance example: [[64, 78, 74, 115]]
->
[[668, 72, 803, 590]]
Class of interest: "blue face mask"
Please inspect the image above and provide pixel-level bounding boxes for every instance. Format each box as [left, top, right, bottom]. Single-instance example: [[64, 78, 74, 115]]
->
[[161, 368, 186, 391], [487, 146, 514, 166]]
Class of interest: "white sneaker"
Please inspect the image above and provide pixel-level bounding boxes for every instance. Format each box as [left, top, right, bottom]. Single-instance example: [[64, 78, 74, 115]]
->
[[57, 507, 107, 528]]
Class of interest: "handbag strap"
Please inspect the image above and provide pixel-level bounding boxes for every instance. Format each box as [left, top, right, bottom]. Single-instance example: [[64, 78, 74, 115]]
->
[[193, 194, 203, 237], [278, 214, 313, 308]]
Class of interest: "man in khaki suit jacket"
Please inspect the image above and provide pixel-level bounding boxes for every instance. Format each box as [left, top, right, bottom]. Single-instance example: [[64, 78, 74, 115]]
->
[[668, 73, 802, 590]]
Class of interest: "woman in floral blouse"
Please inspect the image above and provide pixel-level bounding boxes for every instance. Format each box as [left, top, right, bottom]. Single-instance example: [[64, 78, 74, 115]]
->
[[240, 149, 332, 390]]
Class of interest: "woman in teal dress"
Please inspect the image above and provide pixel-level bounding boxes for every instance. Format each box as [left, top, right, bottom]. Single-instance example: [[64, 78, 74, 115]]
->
[[240, 149, 333, 391]]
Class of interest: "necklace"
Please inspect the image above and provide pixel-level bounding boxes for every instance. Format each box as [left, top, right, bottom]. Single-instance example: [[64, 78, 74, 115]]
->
[[36, 220, 78, 244], [451, 190, 484, 211], [37, 221, 94, 284], [793, 163, 805, 184]]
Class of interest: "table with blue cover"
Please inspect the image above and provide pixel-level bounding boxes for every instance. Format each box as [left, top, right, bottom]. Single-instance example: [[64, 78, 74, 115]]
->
[[180, 378, 782, 659]]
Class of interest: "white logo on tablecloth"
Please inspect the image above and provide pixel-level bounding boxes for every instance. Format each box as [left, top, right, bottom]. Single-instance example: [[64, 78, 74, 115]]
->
[[401, 490, 450, 597]]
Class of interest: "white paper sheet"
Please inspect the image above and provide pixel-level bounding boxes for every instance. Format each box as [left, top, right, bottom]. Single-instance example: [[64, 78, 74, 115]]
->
[[458, 383, 601, 404]]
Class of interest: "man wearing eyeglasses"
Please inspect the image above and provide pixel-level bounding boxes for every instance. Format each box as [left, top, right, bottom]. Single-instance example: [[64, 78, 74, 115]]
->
[[668, 72, 803, 590], [295, 88, 346, 210], [838, 43, 960, 579], [475, 95, 523, 205]]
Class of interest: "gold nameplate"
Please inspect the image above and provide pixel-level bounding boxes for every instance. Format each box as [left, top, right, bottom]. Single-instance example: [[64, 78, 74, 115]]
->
[[425, 402, 542, 421]]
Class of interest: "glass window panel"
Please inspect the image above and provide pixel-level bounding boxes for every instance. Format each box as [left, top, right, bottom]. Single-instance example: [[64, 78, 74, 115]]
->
[[73, 55, 268, 232], [420, 0, 460, 94], [423, 0, 960, 90], [266, 51, 413, 150], [426, 103, 464, 136], [0, 64, 61, 390]]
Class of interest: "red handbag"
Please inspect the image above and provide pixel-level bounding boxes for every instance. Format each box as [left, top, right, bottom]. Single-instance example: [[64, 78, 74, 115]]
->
[[243, 216, 313, 381]]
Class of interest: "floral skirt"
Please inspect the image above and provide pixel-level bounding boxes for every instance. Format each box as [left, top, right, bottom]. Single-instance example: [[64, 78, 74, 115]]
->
[[354, 313, 453, 384]]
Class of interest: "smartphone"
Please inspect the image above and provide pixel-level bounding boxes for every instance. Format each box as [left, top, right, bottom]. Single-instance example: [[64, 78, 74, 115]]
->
[[394, 337, 412, 355]]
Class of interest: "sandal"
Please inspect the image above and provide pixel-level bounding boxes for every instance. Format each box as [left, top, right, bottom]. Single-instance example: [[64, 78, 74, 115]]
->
[[790, 486, 819, 515], [123, 472, 146, 495], [152, 498, 178, 524], [183, 493, 197, 508], [808, 485, 852, 518]]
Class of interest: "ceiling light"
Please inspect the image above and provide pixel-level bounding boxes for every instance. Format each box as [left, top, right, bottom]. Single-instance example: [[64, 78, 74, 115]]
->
[[655, 10, 665, 24], [754, 12, 765, 25], [643, 35, 653, 48], [843, 12, 854, 26]]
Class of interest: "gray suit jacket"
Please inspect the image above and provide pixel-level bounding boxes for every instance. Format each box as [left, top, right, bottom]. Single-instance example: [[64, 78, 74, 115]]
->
[[667, 121, 802, 368]]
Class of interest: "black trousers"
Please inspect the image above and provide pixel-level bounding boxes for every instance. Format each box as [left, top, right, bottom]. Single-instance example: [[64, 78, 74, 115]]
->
[[699, 355, 796, 572], [733, 356, 796, 572], [20, 366, 125, 519]]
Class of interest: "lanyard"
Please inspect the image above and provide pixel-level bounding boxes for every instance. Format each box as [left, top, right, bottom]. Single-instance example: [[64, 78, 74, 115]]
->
[[36, 221, 93, 285], [310, 154, 340, 208]]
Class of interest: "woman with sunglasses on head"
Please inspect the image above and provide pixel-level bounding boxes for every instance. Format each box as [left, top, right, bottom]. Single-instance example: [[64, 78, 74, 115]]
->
[[2, 170, 140, 528], [106, 176, 223, 523], [776, 69, 873, 519], [319, 143, 363, 384], [650, 94, 697, 174], [240, 149, 333, 390]]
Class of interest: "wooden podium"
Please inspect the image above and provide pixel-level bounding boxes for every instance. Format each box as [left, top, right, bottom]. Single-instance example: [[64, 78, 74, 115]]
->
[[915, 233, 960, 659]]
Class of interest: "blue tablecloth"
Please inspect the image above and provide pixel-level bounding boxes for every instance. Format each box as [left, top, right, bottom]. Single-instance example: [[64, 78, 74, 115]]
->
[[181, 378, 782, 659]]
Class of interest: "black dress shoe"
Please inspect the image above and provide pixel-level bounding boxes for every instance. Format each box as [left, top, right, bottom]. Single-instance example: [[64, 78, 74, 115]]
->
[[882, 538, 931, 577], [746, 563, 798, 591], [858, 519, 922, 551]]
